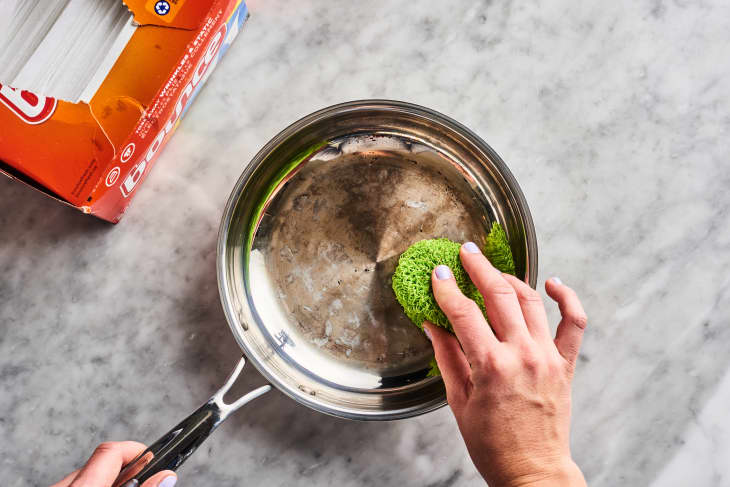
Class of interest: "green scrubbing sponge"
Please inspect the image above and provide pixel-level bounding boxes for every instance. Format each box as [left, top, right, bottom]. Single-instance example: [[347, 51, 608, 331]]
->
[[392, 222, 516, 333], [484, 222, 516, 276], [392, 238, 484, 333], [391, 222, 516, 376]]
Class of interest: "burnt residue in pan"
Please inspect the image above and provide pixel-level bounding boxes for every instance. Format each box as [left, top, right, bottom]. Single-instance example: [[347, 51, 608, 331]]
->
[[256, 142, 488, 375]]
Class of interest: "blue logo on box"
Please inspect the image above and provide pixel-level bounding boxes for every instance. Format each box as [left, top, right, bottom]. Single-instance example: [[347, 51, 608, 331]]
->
[[154, 1, 170, 15]]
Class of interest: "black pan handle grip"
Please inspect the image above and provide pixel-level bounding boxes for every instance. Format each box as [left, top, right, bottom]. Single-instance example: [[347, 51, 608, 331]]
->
[[113, 357, 270, 487]]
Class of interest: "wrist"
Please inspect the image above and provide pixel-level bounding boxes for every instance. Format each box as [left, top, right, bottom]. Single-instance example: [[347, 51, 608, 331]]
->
[[502, 457, 586, 487]]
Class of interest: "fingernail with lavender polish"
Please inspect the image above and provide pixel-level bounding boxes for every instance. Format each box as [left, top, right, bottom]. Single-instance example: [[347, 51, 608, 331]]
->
[[159, 476, 177, 487], [423, 325, 432, 341], [550, 277, 563, 285], [463, 242, 481, 254], [435, 265, 452, 280]]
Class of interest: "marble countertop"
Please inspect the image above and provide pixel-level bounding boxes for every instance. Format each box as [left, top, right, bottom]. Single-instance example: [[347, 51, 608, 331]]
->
[[3, 0, 730, 485]]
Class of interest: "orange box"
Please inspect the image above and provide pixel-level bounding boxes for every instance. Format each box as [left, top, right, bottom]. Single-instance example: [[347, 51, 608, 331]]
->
[[0, 0, 248, 222]]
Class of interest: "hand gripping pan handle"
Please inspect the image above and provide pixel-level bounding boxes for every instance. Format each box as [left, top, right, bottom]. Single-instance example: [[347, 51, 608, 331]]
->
[[113, 357, 270, 487]]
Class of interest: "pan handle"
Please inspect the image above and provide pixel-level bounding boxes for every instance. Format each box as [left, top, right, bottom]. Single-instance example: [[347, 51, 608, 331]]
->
[[113, 357, 270, 487]]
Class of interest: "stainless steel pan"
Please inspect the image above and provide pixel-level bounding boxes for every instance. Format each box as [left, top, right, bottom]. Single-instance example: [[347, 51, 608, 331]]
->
[[114, 100, 537, 486]]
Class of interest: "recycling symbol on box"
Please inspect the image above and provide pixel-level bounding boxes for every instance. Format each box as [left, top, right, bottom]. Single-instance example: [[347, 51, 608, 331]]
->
[[154, 1, 170, 16]]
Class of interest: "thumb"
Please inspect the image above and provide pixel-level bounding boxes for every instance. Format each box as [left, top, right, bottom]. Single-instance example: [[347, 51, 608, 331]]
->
[[141, 471, 177, 487], [424, 322, 472, 410]]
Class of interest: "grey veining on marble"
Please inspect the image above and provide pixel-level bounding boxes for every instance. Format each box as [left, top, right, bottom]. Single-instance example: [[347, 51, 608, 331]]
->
[[2, 0, 730, 485]]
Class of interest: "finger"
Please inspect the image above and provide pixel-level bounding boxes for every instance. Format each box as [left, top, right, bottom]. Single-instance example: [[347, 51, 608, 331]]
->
[[459, 242, 530, 342], [501, 274, 551, 341], [70, 441, 147, 487], [424, 322, 472, 408], [546, 277, 588, 367], [50, 469, 80, 487], [141, 470, 177, 487], [431, 265, 498, 361]]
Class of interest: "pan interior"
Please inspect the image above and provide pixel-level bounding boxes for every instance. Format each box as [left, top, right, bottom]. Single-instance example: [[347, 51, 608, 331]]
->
[[247, 133, 493, 391]]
